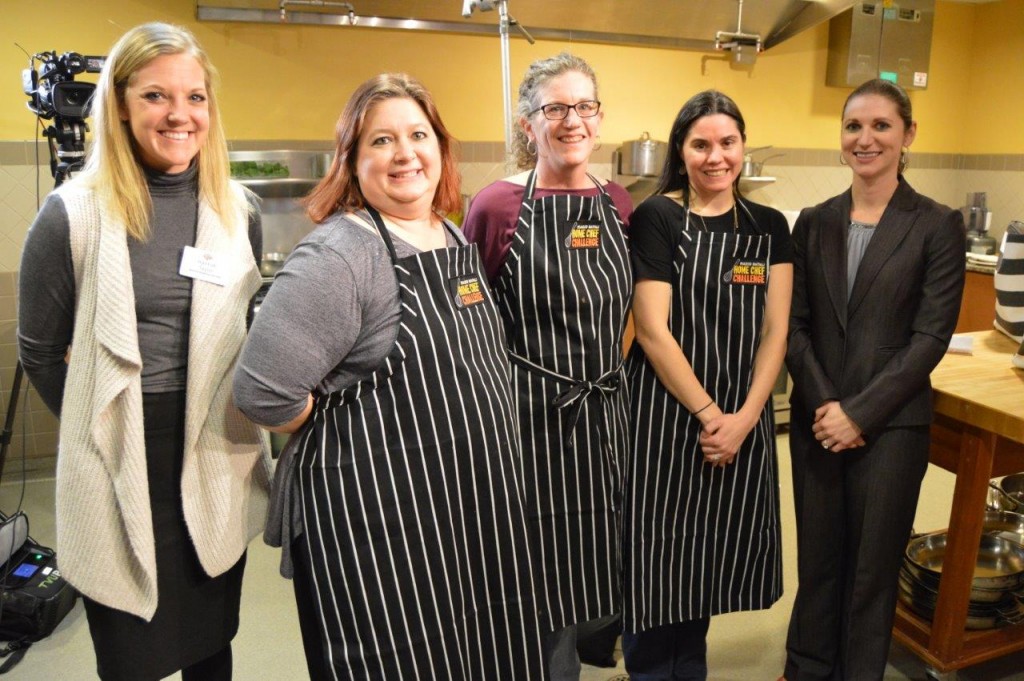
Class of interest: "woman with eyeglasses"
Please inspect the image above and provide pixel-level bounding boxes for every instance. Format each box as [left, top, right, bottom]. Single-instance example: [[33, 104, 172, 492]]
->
[[622, 90, 792, 679], [463, 52, 633, 680]]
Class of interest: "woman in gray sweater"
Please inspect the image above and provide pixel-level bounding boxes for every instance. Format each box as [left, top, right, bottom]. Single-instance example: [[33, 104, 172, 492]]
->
[[17, 23, 269, 681]]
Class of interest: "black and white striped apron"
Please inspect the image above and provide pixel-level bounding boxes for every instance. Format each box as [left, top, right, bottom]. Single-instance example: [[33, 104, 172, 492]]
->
[[295, 208, 546, 680], [492, 171, 632, 631], [622, 201, 782, 633]]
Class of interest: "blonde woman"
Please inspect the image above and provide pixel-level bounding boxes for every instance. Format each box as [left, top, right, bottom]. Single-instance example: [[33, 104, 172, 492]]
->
[[17, 23, 269, 681]]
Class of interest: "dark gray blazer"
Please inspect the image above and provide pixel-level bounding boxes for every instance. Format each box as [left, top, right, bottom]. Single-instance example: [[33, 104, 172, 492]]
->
[[786, 178, 966, 437]]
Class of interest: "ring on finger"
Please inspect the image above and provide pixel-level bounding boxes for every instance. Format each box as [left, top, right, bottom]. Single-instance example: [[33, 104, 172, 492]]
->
[[822, 440, 831, 449]]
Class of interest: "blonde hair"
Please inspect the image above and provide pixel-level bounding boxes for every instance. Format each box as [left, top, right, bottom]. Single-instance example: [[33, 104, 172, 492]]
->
[[81, 22, 242, 240]]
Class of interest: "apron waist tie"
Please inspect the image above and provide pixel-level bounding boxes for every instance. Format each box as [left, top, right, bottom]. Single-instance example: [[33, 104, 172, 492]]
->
[[509, 352, 623, 485]]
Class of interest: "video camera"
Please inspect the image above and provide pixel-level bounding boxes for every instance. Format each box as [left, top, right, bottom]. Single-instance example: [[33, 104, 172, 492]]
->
[[21, 51, 105, 183], [23, 51, 104, 120]]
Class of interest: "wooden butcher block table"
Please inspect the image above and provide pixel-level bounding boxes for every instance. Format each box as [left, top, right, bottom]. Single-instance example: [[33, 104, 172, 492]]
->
[[893, 331, 1024, 677]]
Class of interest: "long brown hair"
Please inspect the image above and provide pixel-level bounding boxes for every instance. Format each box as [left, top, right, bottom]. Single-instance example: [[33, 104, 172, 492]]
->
[[655, 89, 747, 199], [305, 73, 461, 223]]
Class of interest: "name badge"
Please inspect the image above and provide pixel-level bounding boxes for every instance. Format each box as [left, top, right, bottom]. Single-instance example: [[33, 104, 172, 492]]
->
[[564, 221, 601, 250], [179, 246, 227, 286], [723, 258, 767, 285], [449, 274, 487, 309]]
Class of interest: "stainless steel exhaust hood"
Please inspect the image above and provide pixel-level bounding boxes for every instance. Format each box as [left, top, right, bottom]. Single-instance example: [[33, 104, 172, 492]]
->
[[197, 0, 857, 52]]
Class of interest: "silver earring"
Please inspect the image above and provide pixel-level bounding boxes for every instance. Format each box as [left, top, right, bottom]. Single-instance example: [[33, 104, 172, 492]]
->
[[900, 147, 910, 172], [593, 135, 602, 151], [839, 153, 848, 166], [526, 139, 537, 156]]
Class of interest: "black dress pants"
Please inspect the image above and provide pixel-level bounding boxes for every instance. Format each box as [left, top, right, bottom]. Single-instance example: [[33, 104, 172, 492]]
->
[[784, 412, 929, 681]]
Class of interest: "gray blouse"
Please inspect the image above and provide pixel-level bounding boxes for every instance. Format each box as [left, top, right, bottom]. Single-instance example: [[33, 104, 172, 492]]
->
[[847, 220, 877, 299]]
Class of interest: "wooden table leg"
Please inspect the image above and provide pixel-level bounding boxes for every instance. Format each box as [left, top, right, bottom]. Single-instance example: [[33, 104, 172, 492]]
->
[[928, 426, 996, 661]]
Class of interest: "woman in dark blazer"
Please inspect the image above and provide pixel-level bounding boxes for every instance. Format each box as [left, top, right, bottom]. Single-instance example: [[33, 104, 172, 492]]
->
[[782, 79, 965, 681]]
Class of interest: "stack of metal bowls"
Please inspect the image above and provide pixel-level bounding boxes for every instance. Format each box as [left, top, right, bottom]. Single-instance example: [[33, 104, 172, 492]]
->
[[900, 509, 1024, 629], [990, 473, 1024, 513]]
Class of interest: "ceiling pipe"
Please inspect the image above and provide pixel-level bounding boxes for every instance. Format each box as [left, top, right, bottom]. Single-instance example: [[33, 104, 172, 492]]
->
[[463, 1, 534, 157]]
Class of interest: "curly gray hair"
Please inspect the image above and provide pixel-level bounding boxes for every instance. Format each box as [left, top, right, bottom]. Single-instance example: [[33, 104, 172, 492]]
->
[[511, 52, 599, 171]]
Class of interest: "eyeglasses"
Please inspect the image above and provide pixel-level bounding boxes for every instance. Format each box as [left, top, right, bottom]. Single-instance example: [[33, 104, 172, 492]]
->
[[528, 100, 601, 121]]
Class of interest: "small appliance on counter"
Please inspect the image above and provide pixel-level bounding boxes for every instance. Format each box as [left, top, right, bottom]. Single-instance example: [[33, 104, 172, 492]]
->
[[961, 191, 997, 255]]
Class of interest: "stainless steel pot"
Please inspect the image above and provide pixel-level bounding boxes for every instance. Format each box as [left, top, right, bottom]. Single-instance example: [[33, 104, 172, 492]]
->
[[741, 145, 771, 178], [897, 573, 1019, 629], [902, 561, 1012, 604], [983, 509, 1024, 545], [743, 153, 785, 178], [997, 474, 1024, 512], [905, 531, 1024, 592], [619, 132, 667, 177], [260, 252, 288, 278]]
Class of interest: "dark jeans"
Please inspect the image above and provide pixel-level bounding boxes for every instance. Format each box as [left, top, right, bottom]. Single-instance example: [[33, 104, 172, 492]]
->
[[622, 618, 711, 681]]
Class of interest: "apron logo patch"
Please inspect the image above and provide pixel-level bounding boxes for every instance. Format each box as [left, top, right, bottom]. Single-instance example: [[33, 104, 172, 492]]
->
[[564, 222, 601, 250], [723, 259, 767, 285], [450, 274, 487, 309]]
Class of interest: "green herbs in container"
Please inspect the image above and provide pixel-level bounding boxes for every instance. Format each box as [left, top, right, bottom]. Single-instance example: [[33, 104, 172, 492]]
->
[[230, 160, 290, 178]]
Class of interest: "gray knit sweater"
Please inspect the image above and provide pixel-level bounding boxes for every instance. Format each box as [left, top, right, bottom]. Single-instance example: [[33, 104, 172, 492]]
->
[[29, 178, 271, 620], [18, 165, 261, 412]]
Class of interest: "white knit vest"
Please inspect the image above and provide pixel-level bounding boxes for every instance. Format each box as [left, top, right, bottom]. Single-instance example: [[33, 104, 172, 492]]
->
[[57, 180, 271, 620]]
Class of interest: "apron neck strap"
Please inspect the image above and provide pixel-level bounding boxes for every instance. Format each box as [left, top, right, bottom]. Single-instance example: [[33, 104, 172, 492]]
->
[[364, 205, 400, 263], [523, 169, 607, 201], [364, 205, 459, 262]]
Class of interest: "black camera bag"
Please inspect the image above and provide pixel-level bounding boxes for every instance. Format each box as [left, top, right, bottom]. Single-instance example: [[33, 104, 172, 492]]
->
[[0, 541, 77, 643]]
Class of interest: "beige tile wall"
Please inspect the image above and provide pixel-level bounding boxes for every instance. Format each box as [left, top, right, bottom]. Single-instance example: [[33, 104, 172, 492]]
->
[[740, 152, 1024, 243], [0, 142, 58, 479], [0, 271, 59, 481], [1, 140, 1022, 478]]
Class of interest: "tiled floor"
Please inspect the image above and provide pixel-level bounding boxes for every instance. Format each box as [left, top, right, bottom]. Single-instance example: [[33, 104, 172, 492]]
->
[[2, 434, 1024, 680]]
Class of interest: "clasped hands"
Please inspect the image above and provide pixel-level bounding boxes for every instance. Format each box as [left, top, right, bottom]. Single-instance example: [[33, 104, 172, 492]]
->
[[699, 409, 756, 469], [812, 400, 865, 452]]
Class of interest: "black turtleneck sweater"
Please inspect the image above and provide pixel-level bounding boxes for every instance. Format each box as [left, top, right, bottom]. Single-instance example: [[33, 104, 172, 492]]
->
[[17, 165, 261, 415]]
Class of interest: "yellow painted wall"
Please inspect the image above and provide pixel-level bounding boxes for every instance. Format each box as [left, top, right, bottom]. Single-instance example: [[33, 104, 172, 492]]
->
[[965, 0, 1024, 151], [2, 1, 1019, 152]]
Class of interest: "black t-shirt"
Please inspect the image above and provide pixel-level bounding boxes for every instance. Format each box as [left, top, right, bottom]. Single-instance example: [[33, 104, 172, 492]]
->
[[631, 194, 793, 283]]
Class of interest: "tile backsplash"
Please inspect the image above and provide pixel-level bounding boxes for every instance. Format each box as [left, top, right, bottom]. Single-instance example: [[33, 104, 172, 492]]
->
[[2, 140, 1022, 478], [0, 271, 59, 481]]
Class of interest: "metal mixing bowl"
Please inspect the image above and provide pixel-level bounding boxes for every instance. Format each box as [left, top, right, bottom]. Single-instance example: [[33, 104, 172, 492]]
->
[[905, 531, 1024, 592]]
